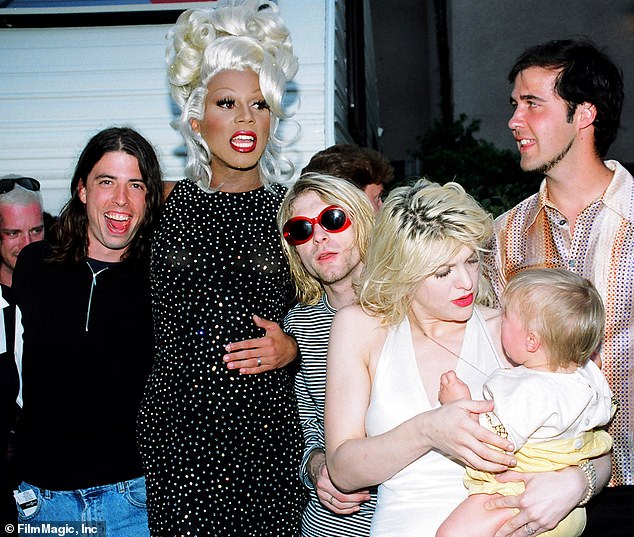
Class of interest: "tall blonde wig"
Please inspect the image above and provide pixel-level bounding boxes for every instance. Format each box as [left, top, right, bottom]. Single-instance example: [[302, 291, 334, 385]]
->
[[277, 173, 375, 305], [359, 178, 493, 325], [167, 0, 299, 189], [502, 268, 605, 369]]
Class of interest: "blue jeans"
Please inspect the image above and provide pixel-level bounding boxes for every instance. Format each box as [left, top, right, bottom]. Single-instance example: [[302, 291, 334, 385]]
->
[[15, 477, 149, 537]]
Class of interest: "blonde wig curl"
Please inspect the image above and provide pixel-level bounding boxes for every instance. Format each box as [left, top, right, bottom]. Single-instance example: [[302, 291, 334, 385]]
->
[[359, 178, 494, 325], [277, 173, 376, 305], [167, 0, 299, 189]]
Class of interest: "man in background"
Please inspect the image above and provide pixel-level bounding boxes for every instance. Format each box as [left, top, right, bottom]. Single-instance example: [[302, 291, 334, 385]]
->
[[0, 175, 43, 534], [0, 175, 44, 288], [302, 144, 394, 212]]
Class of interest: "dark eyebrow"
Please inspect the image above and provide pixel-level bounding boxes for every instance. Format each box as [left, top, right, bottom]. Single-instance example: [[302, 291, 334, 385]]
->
[[518, 93, 546, 102]]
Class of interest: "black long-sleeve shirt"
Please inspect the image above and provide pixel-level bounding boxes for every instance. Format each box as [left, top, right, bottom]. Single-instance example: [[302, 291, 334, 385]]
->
[[13, 241, 154, 490]]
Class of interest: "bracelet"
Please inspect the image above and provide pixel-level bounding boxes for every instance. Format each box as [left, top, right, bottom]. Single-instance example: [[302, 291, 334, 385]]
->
[[577, 460, 596, 507]]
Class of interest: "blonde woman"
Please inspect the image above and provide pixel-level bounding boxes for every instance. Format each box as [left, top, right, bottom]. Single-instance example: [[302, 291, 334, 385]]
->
[[325, 179, 611, 537]]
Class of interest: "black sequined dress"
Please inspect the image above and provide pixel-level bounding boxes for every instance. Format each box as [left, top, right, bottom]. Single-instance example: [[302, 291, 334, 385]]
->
[[139, 179, 305, 536]]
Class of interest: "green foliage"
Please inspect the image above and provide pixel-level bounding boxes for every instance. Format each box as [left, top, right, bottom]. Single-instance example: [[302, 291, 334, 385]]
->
[[407, 114, 541, 216]]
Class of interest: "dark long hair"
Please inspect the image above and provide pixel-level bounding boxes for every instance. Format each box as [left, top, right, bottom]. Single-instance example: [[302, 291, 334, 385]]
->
[[508, 38, 624, 157], [52, 127, 163, 263]]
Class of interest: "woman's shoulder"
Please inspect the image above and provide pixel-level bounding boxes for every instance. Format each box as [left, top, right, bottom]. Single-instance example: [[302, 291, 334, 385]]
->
[[162, 180, 179, 202], [330, 304, 388, 371], [260, 182, 288, 207], [475, 305, 508, 364], [335, 303, 381, 325], [332, 304, 387, 345], [269, 182, 287, 196]]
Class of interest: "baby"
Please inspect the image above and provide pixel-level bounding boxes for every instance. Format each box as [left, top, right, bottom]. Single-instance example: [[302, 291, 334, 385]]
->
[[436, 268, 614, 537]]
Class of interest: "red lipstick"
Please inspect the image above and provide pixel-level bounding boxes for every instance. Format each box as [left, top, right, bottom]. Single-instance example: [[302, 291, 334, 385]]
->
[[230, 130, 257, 153], [452, 293, 474, 307]]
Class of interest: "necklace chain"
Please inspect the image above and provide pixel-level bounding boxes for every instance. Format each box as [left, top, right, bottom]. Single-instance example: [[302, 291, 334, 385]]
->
[[422, 331, 489, 380]]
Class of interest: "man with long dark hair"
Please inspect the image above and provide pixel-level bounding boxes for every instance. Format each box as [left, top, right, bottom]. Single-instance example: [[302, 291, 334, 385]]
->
[[11, 127, 162, 535]]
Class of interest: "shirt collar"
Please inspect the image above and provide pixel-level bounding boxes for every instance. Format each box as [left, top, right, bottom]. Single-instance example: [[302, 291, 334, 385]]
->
[[322, 292, 337, 314], [523, 160, 634, 232], [522, 179, 549, 232], [600, 160, 634, 223]]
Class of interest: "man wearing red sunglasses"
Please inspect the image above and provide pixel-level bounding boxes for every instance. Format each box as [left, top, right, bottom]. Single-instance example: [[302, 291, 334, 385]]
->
[[278, 172, 377, 537]]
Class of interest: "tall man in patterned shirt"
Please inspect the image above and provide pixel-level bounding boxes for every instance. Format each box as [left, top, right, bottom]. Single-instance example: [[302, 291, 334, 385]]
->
[[278, 173, 377, 537], [484, 39, 632, 536]]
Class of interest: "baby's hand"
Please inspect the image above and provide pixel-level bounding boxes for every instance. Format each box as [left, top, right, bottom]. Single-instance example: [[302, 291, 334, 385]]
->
[[438, 370, 472, 405]]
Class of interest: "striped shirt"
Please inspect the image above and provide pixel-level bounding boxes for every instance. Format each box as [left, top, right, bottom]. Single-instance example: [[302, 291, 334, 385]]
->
[[284, 294, 375, 537], [484, 160, 634, 487]]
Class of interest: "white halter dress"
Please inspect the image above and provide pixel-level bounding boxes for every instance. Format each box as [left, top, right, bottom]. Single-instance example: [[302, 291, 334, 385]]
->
[[365, 307, 504, 537]]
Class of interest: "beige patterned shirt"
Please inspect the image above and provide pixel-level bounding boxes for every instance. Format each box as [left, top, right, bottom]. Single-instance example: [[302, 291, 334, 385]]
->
[[484, 160, 634, 487]]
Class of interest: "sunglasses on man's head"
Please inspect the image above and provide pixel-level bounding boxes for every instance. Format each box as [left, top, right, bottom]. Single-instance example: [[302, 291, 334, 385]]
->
[[283, 205, 351, 246], [0, 176, 41, 195]]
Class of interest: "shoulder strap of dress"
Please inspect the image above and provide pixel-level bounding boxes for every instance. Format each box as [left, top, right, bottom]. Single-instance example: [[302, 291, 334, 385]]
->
[[374, 317, 412, 380], [470, 307, 504, 368]]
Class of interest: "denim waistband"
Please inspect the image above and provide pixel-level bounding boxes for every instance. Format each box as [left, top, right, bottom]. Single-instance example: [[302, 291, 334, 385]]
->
[[29, 476, 144, 498]]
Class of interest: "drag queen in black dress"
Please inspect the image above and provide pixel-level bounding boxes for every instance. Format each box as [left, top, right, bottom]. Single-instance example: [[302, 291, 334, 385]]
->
[[138, 2, 305, 535]]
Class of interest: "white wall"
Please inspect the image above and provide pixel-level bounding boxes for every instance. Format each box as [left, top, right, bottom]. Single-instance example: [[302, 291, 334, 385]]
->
[[450, 0, 634, 163], [0, 0, 333, 214]]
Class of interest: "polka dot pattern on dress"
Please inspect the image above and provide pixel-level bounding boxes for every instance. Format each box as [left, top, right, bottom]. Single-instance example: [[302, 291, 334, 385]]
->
[[139, 179, 305, 536]]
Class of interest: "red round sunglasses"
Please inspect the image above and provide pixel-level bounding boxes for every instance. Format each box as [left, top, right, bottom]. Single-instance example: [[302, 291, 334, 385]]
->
[[283, 205, 351, 246]]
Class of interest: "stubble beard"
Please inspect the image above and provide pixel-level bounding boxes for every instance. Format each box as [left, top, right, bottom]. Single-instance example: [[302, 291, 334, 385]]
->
[[320, 265, 356, 286], [527, 137, 575, 176], [318, 257, 362, 288]]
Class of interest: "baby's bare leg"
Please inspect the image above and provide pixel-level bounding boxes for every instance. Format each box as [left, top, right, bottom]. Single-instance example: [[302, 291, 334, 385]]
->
[[438, 370, 472, 405], [436, 493, 515, 537]]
